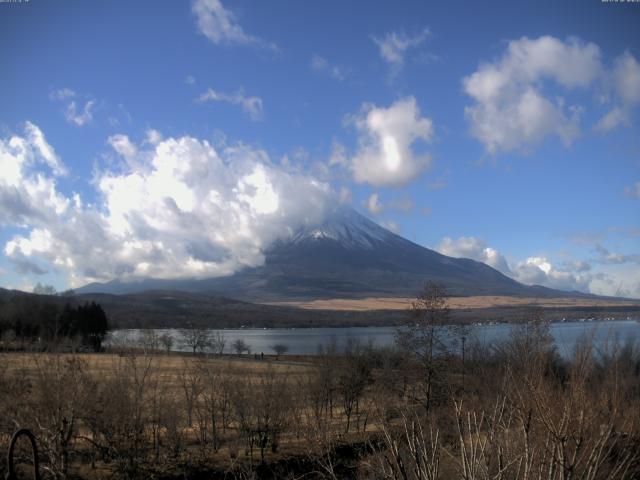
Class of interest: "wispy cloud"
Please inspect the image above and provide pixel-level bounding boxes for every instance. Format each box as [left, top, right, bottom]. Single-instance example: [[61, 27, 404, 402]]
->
[[596, 51, 640, 132], [50, 88, 96, 127], [594, 244, 640, 265], [192, 0, 278, 52], [310, 54, 346, 81], [65, 100, 95, 126], [624, 181, 640, 198], [198, 88, 264, 121], [49, 88, 76, 101], [372, 28, 430, 74], [366, 193, 383, 214]]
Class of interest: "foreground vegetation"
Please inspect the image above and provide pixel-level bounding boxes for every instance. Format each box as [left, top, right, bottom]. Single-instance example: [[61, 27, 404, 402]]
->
[[1, 285, 639, 479]]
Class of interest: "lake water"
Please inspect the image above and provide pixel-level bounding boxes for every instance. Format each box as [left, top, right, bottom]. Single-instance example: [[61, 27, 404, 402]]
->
[[108, 318, 640, 357]]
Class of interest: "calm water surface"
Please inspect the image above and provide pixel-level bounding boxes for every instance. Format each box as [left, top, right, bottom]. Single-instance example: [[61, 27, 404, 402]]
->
[[108, 318, 640, 357]]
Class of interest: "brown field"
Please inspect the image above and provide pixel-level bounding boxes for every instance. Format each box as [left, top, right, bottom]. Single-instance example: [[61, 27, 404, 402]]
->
[[269, 295, 640, 311], [0, 351, 315, 385]]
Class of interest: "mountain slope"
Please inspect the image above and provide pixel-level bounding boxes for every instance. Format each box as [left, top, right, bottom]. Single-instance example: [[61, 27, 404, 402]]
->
[[76, 208, 588, 301]]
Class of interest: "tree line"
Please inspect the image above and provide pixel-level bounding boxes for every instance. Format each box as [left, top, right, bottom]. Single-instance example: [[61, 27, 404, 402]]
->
[[0, 293, 109, 352]]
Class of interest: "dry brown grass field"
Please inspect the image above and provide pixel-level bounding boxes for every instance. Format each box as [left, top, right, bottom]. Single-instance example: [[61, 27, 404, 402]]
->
[[269, 295, 640, 311], [0, 351, 315, 381]]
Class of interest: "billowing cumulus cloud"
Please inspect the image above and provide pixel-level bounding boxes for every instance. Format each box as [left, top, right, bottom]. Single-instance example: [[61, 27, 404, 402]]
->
[[1, 123, 333, 287], [346, 97, 434, 187], [198, 88, 264, 121], [437, 236, 511, 274], [0, 122, 68, 228], [511, 257, 592, 292], [464, 36, 602, 153], [437, 235, 597, 292], [465, 36, 640, 150], [192, 0, 278, 52]]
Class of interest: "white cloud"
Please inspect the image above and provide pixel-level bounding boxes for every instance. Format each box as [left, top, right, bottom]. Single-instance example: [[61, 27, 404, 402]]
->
[[595, 106, 628, 132], [310, 54, 346, 81], [145, 129, 163, 145], [107, 134, 137, 161], [597, 51, 640, 132], [198, 88, 264, 121], [1, 123, 334, 287], [381, 220, 399, 234], [64, 100, 95, 127], [0, 122, 68, 230], [624, 182, 640, 198], [347, 97, 434, 187], [567, 260, 591, 272], [437, 235, 602, 293], [329, 141, 348, 167], [463, 36, 602, 154], [437, 236, 511, 274], [192, 0, 277, 51], [366, 193, 383, 214], [613, 51, 640, 105], [373, 28, 430, 73], [50, 88, 76, 101], [511, 257, 591, 292], [594, 244, 640, 265], [51, 88, 97, 127], [185, 75, 196, 85], [339, 186, 352, 204]]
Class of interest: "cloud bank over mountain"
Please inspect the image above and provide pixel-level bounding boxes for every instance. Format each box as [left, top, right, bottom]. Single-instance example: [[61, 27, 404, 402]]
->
[[1, 123, 332, 287]]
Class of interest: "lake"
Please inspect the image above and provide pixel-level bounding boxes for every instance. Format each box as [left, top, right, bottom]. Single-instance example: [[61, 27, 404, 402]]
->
[[108, 318, 640, 357]]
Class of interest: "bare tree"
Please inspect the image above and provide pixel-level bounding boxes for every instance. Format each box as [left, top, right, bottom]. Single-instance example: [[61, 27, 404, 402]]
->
[[337, 339, 372, 433], [158, 333, 173, 354], [231, 369, 292, 464], [180, 325, 212, 354], [79, 354, 156, 478], [211, 332, 226, 355], [139, 329, 159, 353], [232, 338, 250, 356], [29, 355, 92, 479], [179, 360, 203, 427], [396, 281, 451, 412], [195, 360, 225, 451], [271, 343, 288, 359]]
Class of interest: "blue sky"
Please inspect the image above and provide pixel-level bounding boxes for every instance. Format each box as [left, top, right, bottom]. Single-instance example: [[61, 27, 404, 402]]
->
[[0, 0, 639, 297]]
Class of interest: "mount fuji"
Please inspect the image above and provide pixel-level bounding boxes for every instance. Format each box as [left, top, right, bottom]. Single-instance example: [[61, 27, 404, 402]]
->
[[76, 208, 582, 301]]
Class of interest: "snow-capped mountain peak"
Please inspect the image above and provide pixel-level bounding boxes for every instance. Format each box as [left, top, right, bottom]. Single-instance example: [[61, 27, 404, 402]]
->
[[287, 208, 396, 250]]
